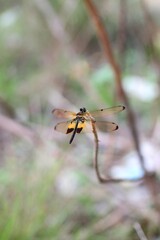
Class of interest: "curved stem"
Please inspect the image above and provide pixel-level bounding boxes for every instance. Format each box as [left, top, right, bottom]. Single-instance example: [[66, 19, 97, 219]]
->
[[91, 120, 144, 184]]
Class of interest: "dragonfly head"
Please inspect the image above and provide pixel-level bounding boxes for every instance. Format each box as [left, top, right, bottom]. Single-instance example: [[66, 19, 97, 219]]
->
[[80, 107, 86, 113]]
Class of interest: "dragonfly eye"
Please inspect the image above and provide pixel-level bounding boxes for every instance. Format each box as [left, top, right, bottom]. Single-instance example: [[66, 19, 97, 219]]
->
[[80, 108, 86, 113]]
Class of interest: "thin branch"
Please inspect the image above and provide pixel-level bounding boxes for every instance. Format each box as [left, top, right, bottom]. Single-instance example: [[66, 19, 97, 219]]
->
[[84, 0, 146, 173], [134, 222, 148, 240], [91, 119, 144, 184], [0, 114, 39, 144], [93, 207, 127, 233]]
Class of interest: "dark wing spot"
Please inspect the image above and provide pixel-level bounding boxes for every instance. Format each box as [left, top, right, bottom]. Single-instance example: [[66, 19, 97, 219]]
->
[[115, 125, 119, 130], [77, 127, 83, 133], [111, 122, 119, 131], [66, 128, 74, 134], [122, 106, 125, 110], [100, 109, 103, 111]]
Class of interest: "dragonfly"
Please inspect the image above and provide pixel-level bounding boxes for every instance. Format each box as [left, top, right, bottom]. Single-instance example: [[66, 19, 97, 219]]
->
[[52, 106, 125, 144]]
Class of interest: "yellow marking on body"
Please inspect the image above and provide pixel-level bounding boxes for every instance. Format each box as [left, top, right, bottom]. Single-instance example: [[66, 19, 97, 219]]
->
[[78, 122, 85, 129], [67, 121, 86, 130], [68, 122, 76, 129]]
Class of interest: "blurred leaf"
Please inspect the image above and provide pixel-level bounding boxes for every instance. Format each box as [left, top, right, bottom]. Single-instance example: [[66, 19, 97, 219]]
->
[[91, 65, 114, 104]]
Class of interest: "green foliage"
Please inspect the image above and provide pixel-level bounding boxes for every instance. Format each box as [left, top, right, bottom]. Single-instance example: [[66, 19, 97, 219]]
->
[[91, 65, 115, 104], [0, 162, 59, 239], [0, 67, 17, 102]]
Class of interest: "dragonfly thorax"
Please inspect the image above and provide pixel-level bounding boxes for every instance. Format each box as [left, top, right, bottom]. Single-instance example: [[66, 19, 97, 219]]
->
[[73, 116, 85, 123]]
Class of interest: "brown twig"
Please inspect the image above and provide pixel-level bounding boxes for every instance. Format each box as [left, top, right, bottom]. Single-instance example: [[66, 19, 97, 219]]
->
[[91, 118, 144, 184], [134, 222, 148, 240], [0, 114, 39, 144], [84, 0, 146, 173], [93, 207, 127, 233]]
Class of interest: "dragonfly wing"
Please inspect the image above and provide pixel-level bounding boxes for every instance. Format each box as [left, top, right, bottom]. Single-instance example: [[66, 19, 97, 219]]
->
[[52, 109, 76, 119], [54, 121, 93, 134], [75, 121, 118, 133], [54, 120, 118, 136], [54, 121, 75, 134], [90, 106, 125, 118], [95, 121, 118, 132], [74, 121, 118, 133], [77, 121, 93, 133]]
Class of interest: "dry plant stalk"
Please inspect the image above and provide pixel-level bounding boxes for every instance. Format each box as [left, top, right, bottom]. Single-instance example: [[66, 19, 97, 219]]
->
[[0, 114, 39, 144], [91, 119, 143, 183], [84, 0, 146, 173], [134, 222, 148, 240]]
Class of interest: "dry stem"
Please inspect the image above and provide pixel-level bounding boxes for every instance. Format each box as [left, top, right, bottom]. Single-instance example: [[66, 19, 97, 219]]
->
[[84, 0, 146, 173]]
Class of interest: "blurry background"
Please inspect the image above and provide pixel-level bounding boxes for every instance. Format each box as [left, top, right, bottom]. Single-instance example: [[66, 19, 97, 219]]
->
[[0, 0, 160, 239]]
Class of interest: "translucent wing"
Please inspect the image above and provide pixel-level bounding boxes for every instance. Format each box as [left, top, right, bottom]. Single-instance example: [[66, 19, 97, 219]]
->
[[54, 120, 119, 136], [54, 121, 71, 134], [52, 109, 76, 119], [90, 106, 125, 118], [78, 121, 118, 133], [54, 120, 94, 134], [95, 121, 118, 132], [79, 121, 93, 133]]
